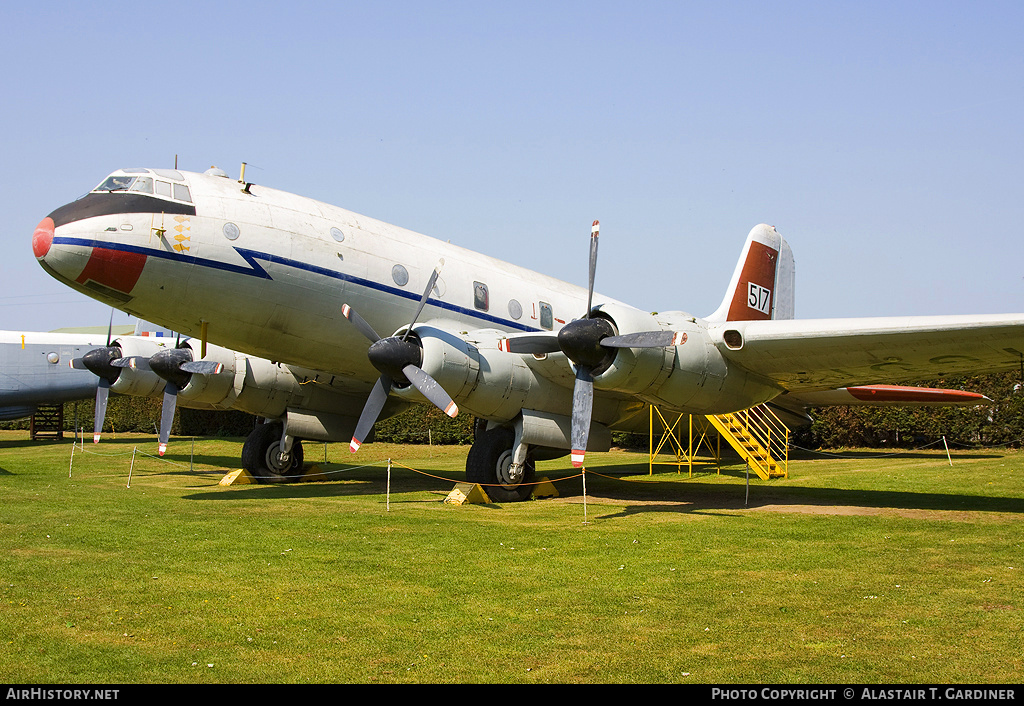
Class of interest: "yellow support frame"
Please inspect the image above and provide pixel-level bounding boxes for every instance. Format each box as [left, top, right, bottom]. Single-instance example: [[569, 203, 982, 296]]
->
[[648, 406, 721, 476]]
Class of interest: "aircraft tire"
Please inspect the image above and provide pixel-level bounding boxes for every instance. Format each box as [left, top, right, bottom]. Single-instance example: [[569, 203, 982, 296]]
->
[[241, 421, 305, 484], [465, 426, 535, 502]]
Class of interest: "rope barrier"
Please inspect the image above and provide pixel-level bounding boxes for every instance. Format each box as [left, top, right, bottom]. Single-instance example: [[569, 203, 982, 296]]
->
[[790, 434, 1024, 459]]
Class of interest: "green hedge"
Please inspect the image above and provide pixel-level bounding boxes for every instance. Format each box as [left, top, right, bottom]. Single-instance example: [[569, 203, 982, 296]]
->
[[4, 371, 1022, 449]]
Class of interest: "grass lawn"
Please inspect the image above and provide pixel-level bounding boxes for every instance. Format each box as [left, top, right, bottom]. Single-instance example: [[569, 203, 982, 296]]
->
[[1, 431, 1021, 684]]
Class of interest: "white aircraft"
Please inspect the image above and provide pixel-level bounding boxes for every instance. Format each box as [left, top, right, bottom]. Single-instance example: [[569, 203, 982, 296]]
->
[[31, 166, 1020, 500]]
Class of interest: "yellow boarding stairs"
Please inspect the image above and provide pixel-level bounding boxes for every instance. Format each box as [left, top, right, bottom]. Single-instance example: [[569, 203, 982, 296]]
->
[[649, 403, 789, 480], [705, 405, 789, 480]]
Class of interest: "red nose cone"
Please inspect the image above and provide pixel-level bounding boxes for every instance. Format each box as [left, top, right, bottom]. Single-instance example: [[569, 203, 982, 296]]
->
[[32, 217, 54, 259]]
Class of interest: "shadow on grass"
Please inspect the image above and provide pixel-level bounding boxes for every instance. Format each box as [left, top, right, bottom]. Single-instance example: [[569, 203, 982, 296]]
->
[[173, 455, 1024, 519]]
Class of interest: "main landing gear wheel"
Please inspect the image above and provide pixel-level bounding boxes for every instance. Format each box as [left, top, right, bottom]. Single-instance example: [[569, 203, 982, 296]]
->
[[242, 421, 305, 484], [466, 427, 536, 503]]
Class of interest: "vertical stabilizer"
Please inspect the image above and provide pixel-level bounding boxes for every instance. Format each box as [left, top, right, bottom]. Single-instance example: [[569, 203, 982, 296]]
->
[[706, 224, 795, 322]]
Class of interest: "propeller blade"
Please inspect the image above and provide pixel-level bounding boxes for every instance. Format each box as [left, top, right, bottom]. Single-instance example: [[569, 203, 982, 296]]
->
[[181, 360, 223, 375], [350, 376, 391, 452], [570, 366, 595, 468], [111, 355, 152, 370], [586, 221, 599, 316], [341, 303, 381, 343], [158, 382, 179, 456], [499, 334, 561, 355], [403, 259, 444, 341], [602, 331, 687, 348], [69, 358, 88, 370], [93, 379, 110, 444], [402, 364, 458, 417]]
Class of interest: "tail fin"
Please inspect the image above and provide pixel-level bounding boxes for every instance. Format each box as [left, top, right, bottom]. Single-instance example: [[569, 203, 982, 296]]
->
[[706, 224, 795, 322]]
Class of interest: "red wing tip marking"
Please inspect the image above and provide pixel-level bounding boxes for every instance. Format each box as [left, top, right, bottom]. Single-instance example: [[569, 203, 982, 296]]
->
[[349, 439, 361, 453], [846, 385, 987, 404], [445, 402, 458, 418]]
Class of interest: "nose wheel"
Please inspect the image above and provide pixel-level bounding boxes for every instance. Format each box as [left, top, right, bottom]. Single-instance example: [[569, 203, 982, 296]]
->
[[466, 427, 535, 502], [242, 421, 305, 483]]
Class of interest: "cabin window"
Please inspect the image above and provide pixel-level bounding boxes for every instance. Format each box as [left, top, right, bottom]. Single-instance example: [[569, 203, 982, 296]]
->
[[392, 264, 409, 287], [330, 227, 345, 242], [539, 302, 553, 330], [223, 222, 240, 240], [474, 282, 489, 311], [508, 299, 522, 320]]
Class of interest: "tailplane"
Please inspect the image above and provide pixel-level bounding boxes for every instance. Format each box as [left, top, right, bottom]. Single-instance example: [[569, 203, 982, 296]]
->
[[706, 224, 795, 322]]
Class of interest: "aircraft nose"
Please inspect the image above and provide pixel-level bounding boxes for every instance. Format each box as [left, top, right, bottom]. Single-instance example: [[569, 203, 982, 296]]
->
[[32, 216, 54, 259]]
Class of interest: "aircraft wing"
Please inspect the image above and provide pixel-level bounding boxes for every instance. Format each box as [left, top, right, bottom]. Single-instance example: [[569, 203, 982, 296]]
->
[[717, 314, 1024, 392]]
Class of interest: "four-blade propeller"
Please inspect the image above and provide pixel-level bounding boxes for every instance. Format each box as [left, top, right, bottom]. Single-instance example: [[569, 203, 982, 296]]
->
[[343, 260, 458, 452], [112, 346, 223, 455], [500, 221, 685, 467], [73, 319, 223, 455], [69, 313, 118, 444]]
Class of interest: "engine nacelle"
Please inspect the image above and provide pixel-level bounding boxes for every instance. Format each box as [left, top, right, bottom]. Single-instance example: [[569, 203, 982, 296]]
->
[[587, 305, 780, 414], [108, 337, 172, 398], [175, 342, 239, 407], [396, 325, 555, 421], [588, 303, 682, 394]]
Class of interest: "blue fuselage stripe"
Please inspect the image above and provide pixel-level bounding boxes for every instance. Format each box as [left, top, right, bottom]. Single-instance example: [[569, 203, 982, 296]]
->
[[54, 236, 540, 332]]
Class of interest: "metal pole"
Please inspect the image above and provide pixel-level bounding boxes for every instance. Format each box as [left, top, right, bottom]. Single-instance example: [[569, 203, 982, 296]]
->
[[581, 466, 589, 525], [128, 447, 137, 488], [386, 458, 391, 511], [943, 436, 952, 466], [745, 460, 750, 507]]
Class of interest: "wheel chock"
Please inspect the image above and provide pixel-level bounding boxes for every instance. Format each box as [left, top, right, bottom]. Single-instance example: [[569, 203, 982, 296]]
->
[[219, 469, 257, 486], [445, 482, 492, 505], [531, 477, 559, 499]]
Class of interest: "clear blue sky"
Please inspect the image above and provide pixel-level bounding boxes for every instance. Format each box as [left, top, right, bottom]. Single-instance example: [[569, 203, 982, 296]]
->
[[2, 1, 1022, 332]]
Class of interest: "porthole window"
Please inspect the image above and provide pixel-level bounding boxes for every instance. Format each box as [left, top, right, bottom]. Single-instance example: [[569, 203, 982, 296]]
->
[[508, 299, 522, 320], [474, 282, 489, 311], [223, 222, 240, 240], [330, 227, 345, 242], [46, 352, 59, 365], [392, 264, 409, 287]]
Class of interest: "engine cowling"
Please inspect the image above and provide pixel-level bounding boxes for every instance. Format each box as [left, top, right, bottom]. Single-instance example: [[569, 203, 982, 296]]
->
[[394, 325, 555, 422], [107, 337, 172, 398], [173, 342, 239, 407]]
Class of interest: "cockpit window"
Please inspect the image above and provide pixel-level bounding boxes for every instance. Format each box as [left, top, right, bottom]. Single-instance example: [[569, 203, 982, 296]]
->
[[95, 175, 137, 192], [172, 183, 192, 203], [129, 177, 154, 194], [92, 172, 192, 204]]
